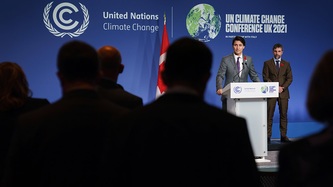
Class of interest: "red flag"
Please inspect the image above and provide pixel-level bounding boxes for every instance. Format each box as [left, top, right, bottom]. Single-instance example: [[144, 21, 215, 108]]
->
[[156, 14, 169, 98]]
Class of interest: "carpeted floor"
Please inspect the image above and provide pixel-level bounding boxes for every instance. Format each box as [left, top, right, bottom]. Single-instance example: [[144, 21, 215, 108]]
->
[[256, 138, 294, 171], [256, 138, 298, 186], [256, 139, 293, 172], [257, 150, 279, 187]]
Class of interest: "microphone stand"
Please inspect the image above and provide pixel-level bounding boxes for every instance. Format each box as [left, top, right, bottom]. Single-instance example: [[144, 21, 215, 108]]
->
[[232, 62, 247, 82]]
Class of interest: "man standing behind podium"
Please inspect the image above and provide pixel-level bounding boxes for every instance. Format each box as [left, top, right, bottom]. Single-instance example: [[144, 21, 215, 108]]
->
[[216, 36, 260, 110], [262, 43, 293, 143]]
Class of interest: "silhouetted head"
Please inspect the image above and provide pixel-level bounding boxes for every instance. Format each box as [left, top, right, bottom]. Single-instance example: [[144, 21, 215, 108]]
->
[[306, 50, 333, 123], [57, 40, 99, 84], [0, 61, 32, 111], [97, 45, 124, 82], [162, 37, 212, 95]]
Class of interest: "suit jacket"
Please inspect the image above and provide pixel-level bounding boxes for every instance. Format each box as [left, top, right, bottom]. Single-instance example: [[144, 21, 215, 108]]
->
[[262, 58, 293, 99], [97, 78, 143, 110], [1, 89, 129, 187], [277, 125, 333, 187], [216, 53, 261, 91], [104, 93, 261, 187], [0, 97, 49, 180]]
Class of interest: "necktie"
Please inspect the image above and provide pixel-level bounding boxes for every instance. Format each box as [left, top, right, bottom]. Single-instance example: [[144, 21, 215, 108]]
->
[[237, 57, 240, 72], [276, 60, 280, 70]]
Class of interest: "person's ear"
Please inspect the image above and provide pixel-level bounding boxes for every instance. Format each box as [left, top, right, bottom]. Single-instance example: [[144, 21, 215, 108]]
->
[[119, 64, 124, 74], [56, 71, 65, 86]]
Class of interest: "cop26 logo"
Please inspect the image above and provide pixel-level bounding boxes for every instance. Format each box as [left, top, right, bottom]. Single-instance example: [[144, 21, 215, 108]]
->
[[233, 86, 242, 94], [43, 2, 89, 38]]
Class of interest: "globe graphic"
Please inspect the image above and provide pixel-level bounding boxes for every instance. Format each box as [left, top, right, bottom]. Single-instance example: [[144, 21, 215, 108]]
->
[[186, 4, 221, 42], [261, 86, 268, 93]]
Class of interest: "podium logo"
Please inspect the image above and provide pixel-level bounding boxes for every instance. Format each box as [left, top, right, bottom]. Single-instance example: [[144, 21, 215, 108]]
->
[[233, 86, 242, 94], [43, 2, 89, 38], [269, 86, 277, 93], [261, 86, 268, 93]]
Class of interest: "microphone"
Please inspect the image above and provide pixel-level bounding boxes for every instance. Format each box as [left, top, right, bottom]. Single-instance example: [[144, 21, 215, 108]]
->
[[247, 62, 263, 81], [232, 62, 247, 82]]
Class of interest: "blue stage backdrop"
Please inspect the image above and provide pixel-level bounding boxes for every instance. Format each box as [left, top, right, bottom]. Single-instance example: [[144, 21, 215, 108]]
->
[[1, 0, 332, 138]]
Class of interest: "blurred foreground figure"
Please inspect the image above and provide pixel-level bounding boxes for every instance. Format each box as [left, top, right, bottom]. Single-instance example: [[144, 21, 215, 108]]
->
[[278, 50, 333, 187], [2, 40, 129, 187], [0, 61, 49, 181], [101, 37, 261, 187]]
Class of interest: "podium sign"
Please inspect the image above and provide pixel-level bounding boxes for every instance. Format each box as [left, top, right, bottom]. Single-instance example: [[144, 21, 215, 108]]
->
[[222, 82, 278, 161], [223, 82, 278, 99]]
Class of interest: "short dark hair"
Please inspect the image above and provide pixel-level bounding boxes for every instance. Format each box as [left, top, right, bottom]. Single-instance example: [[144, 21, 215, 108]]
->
[[57, 40, 99, 82], [273, 43, 283, 51], [162, 37, 212, 85], [232, 36, 246, 46]]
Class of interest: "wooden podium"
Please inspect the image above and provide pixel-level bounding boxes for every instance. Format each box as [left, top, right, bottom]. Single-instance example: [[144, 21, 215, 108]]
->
[[222, 82, 279, 162]]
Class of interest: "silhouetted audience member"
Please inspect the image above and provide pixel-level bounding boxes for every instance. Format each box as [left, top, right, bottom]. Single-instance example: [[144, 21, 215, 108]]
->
[[0, 61, 50, 180], [97, 45, 143, 109], [102, 37, 261, 187], [1, 40, 129, 187], [277, 50, 333, 187]]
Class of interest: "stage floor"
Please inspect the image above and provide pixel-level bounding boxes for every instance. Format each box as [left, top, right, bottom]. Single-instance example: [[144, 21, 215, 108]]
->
[[256, 138, 294, 172]]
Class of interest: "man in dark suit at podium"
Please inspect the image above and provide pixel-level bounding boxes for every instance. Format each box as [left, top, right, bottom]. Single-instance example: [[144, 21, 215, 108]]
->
[[216, 36, 260, 110], [263, 43, 293, 143], [103, 37, 261, 187]]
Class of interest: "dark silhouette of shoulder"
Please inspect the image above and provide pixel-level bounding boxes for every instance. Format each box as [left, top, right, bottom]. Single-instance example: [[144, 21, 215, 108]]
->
[[97, 78, 143, 110], [0, 97, 49, 181]]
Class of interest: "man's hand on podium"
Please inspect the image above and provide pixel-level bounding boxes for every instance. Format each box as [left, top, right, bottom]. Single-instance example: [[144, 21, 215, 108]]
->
[[216, 89, 223, 95]]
